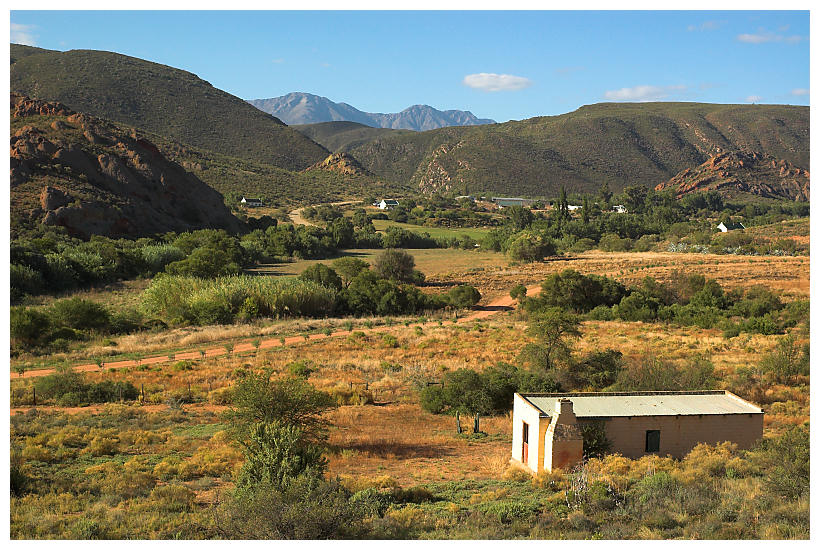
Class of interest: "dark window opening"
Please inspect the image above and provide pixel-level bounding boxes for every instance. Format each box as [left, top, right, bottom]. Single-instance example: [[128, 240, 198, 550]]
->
[[645, 430, 660, 453]]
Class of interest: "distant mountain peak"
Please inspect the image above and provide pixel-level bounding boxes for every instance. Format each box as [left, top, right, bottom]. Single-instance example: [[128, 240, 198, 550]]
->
[[247, 92, 496, 131]]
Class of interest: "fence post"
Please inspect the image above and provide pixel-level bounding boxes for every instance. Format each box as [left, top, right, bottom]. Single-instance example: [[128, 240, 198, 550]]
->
[[32, 387, 36, 407], [141, 383, 145, 404], [474, 413, 480, 434], [456, 411, 462, 434]]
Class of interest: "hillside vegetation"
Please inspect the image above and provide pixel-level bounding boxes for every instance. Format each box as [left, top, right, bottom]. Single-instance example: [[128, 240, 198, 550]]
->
[[346, 102, 809, 198], [10, 45, 329, 171], [295, 121, 412, 153]]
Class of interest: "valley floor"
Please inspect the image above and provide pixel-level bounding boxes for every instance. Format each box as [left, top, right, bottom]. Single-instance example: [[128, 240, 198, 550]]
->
[[10, 250, 810, 539]]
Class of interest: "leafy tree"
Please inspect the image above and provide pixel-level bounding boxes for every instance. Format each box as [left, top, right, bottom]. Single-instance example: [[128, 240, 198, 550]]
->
[[506, 205, 533, 231], [351, 208, 370, 229], [758, 426, 810, 500], [519, 307, 582, 373], [329, 217, 355, 248], [759, 334, 809, 382], [528, 269, 628, 313], [331, 257, 370, 288], [506, 232, 556, 263], [373, 249, 417, 283], [165, 247, 241, 278], [299, 263, 343, 290]]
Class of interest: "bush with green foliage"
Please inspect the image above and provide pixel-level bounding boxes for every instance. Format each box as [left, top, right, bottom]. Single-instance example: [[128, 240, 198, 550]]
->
[[299, 263, 343, 290]]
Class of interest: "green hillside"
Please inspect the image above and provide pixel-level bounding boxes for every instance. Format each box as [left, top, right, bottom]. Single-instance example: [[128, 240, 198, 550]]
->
[[294, 121, 413, 153], [141, 129, 407, 209], [346, 102, 809, 198], [10, 44, 329, 171]]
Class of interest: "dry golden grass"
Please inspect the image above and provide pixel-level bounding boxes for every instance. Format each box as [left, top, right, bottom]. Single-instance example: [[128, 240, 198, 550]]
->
[[325, 404, 512, 485], [433, 251, 809, 303]]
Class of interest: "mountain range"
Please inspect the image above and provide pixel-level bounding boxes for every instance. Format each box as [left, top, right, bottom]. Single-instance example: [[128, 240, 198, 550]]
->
[[248, 92, 496, 131], [9, 43, 810, 226]]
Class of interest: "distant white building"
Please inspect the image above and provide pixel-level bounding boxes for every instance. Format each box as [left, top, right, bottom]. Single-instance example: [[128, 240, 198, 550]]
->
[[378, 199, 400, 210], [240, 197, 264, 207], [567, 205, 582, 211], [493, 197, 534, 208], [613, 204, 627, 213], [717, 221, 746, 232]]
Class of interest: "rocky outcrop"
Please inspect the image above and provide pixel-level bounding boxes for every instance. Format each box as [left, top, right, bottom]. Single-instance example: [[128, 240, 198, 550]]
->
[[10, 93, 243, 238], [304, 152, 371, 176], [655, 151, 809, 201]]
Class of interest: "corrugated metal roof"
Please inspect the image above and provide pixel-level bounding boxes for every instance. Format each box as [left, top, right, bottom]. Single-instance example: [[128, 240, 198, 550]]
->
[[521, 391, 762, 418]]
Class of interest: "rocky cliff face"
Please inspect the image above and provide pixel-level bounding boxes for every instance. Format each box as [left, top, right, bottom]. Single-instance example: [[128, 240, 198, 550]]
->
[[10, 93, 243, 238], [655, 151, 809, 201]]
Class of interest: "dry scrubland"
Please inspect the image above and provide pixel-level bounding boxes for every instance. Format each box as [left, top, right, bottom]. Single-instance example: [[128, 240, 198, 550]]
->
[[10, 250, 810, 539]]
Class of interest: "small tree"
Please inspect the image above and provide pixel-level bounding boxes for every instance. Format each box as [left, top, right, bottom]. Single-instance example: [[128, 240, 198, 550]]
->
[[331, 257, 370, 288], [374, 249, 417, 283], [299, 263, 343, 290], [224, 370, 336, 442], [519, 307, 581, 373]]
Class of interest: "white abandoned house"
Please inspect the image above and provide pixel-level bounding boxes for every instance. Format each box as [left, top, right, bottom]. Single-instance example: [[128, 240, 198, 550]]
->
[[511, 391, 764, 473]]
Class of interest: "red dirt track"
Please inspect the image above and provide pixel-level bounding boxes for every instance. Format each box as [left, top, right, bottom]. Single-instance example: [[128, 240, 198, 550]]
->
[[11, 284, 541, 381]]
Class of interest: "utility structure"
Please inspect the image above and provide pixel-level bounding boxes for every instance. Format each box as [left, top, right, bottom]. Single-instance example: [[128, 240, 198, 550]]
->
[[511, 391, 763, 474]]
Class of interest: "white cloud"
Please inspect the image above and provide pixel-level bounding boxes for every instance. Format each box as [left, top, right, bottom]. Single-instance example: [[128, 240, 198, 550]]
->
[[687, 20, 720, 32], [746, 95, 763, 103], [603, 84, 685, 102], [791, 88, 809, 96], [463, 73, 532, 92], [11, 23, 37, 46], [737, 31, 805, 44], [271, 58, 284, 64]]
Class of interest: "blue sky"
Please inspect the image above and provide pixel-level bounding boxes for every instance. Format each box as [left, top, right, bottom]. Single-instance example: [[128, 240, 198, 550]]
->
[[9, 10, 810, 122]]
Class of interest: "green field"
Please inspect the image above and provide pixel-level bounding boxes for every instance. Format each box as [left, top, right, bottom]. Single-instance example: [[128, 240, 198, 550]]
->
[[371, 219, 494, 240], [249, 247, 506, 278]]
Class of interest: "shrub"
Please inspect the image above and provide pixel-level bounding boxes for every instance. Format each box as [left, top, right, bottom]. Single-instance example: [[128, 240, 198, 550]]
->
[[598, 233, 632, 252], [446, 285, 481, 308], [288, 360, 315, 378], [300, 263, 343, 290], [49, 298, 111, 331], [506, 232, 556, 262], [10, 307, 51, 345], [373, 249, 418, 283]]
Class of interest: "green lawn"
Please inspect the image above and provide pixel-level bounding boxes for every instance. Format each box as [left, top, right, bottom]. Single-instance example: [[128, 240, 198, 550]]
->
[[371, 219, 494, 240]]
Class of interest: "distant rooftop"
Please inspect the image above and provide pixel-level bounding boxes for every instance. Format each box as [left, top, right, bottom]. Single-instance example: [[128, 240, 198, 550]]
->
[[520, 391, 762, 418]]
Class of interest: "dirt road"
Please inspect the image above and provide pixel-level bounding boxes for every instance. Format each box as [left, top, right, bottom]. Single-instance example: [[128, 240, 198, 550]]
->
[[10, 284, 540, 381]]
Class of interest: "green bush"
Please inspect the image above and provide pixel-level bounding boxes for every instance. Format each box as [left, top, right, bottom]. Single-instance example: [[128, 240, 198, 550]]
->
[[10, 307, 51, 345], [300, 263, 343, 290], [446, 285, 481, 308], [49, 298, 111, 331]]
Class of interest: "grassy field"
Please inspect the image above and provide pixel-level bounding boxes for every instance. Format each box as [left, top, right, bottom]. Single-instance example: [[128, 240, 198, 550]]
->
[[371, 219, 495, 240], [250, 247, 507, 280]]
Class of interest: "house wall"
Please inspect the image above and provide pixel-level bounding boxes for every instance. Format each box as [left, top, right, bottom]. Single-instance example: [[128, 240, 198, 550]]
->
[[581, 413, 764, 459], [511, 394, 549, 473]]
